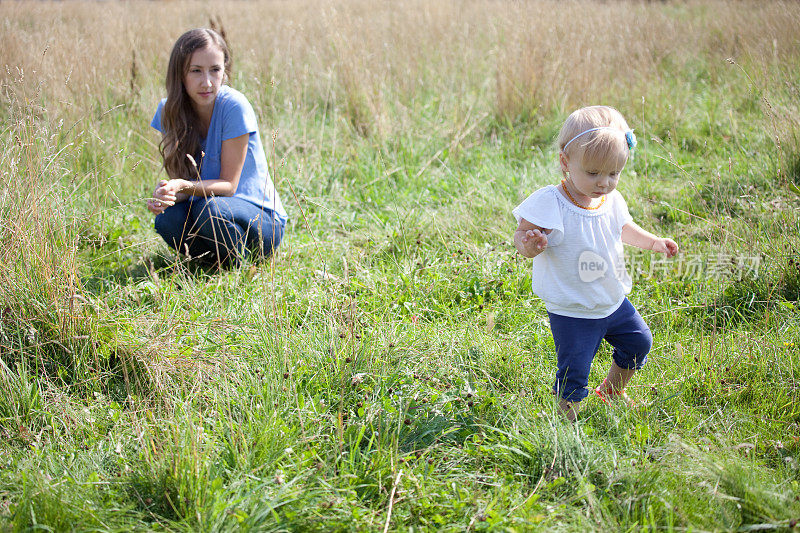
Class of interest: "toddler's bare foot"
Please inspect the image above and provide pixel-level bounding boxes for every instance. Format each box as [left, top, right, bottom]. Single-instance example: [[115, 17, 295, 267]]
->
[[595, 379, 634, 407], [558, 398, 579, 421]]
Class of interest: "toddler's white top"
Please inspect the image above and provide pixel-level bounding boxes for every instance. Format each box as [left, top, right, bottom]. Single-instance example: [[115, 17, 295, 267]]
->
[[513, 184, 633, 319]]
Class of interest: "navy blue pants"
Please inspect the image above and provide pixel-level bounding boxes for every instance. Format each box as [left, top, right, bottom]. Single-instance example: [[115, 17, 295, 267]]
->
[[154, 196, 284, 267], [548, 298, 652, 402]]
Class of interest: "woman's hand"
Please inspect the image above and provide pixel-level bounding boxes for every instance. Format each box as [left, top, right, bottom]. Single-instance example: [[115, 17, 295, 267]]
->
[[146, 197, 166, 215], [155, 178, 189, 203], [147, 179, 190, 215], [147, 180, 169, 214]]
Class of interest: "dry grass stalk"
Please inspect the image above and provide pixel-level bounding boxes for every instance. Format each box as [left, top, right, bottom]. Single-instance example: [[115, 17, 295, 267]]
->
[[2, 1, 797, 122]]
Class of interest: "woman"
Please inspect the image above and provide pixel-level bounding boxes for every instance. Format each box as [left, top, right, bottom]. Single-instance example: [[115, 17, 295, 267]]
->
[[148, 28, 287, 267]]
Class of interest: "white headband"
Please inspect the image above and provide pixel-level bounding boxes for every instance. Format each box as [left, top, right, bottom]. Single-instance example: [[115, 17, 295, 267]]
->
[[563, 127, 637, 152]]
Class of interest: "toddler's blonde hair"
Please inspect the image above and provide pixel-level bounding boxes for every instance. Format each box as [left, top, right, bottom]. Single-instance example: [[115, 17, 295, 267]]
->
[[557, 106, 631, 173]]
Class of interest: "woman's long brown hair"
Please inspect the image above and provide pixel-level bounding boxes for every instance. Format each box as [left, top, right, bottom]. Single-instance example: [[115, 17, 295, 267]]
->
[[160, 28, 231, 180]]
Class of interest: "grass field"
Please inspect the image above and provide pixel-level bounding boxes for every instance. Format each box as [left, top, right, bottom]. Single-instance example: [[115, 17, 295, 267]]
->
[[2, 0, 800, 530]]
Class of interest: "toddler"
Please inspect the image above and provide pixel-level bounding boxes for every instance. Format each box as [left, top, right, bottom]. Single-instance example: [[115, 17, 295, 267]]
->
[[512, 106, 678, 420]]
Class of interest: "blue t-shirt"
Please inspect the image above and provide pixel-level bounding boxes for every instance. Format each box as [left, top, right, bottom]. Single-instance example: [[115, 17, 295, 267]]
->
[[151, 85, 288, 224]]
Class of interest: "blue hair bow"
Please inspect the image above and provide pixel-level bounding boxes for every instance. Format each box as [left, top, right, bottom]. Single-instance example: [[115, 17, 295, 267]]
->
[[625, 130, 637, 150]]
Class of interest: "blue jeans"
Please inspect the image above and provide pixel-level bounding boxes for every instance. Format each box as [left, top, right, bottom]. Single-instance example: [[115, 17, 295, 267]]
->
[[548, 298, 652, 402], [154, 196, 284, 266]]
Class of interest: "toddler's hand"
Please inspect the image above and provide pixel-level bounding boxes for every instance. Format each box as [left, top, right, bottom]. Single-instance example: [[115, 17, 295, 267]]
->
[[652, 237, 679, 258], [522, 229, 548, 254]]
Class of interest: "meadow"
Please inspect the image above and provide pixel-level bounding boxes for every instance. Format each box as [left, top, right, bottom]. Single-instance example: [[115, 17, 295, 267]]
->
[[1, 0, 800, 530]]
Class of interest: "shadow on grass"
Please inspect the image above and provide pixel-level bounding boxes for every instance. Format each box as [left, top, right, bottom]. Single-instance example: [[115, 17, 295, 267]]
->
[[691, 256, 800, 328], [81, 252, 221, 296]]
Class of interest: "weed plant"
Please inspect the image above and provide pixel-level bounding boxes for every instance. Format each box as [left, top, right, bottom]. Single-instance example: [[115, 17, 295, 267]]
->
[[1, 0, 800, 531]]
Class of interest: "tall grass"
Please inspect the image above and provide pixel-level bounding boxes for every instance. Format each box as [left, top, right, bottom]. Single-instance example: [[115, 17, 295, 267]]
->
[[1, 0, 800, 530], [0, 74, 91, 382], [2, 1, 799, 120]]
